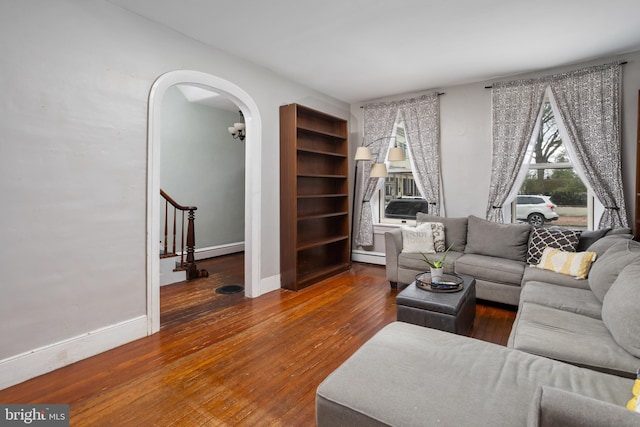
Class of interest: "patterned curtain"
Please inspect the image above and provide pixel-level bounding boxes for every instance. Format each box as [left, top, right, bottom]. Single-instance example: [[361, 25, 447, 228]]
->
[[487, 80, 547, 222], [398, 94, 441, 215], [548, 62, 628, 228], [354, 101, 398, 247]]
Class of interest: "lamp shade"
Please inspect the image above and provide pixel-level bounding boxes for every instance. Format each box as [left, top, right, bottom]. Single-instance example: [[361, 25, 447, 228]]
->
[[369, 163, 388, 178], [354, 146, 372, 161], [387, 147, 405, 162]]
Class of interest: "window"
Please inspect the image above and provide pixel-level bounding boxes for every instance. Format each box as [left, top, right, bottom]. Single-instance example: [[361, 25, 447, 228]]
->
[[513, 98, 592, 229], [377, 121, 426, 223]]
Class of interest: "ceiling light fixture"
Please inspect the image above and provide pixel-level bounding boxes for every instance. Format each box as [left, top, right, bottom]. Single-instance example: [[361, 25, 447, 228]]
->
[[228, 110, 246, 141]]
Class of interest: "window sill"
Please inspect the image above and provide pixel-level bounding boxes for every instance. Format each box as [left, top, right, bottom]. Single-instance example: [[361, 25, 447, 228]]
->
[[373, 220, 416, 234]]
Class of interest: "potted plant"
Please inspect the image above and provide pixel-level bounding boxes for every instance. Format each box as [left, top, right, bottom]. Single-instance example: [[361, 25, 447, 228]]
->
[[420, 243, 453, 282]]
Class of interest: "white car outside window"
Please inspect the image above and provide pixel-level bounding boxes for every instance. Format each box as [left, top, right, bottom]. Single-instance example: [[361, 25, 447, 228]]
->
[[516, 195, 559, 227]]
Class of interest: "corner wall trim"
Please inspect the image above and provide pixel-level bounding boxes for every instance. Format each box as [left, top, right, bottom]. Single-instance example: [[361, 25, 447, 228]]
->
[[0, 316, 147, 390], [258, 274, 281, 296]]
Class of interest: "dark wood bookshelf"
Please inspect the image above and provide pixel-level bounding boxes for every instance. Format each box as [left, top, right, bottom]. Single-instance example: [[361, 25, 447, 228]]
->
[[280, 104, 350, 290]]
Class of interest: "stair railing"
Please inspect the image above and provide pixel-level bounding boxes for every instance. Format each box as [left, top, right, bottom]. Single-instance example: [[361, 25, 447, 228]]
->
[[160, 189, 198, 280]]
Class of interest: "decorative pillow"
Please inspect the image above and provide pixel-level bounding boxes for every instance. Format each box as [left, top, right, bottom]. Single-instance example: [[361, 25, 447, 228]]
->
[[422, 222, 445, 252], [575, 228, 610, 252], [588, 239, 640, 302], [527, 227, 581, 265], [416, 214, 468, 252], [535, 247, 597, 279], [401, 223, 435, 254], [627, 370, 640, 412], [464, 215, 531, 262], [601, 261, 640, 359]]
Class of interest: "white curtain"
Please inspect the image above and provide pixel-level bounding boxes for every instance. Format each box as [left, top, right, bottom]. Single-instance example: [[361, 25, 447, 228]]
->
[[398, 94, 442, 215], [487, 79, 547, 222], [354, 101, 398, 247]]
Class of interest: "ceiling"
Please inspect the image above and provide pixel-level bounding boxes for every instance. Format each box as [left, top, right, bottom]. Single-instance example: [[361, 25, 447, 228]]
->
[[108, 0, 640, 104]]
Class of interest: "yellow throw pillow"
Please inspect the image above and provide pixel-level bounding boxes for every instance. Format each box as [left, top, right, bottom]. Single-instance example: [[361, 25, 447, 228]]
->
[[536, 247, 597, 279], [627, 370, 640, 412]]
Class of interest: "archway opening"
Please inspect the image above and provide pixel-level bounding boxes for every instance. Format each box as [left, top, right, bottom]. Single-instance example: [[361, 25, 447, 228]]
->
[[147, 70, 262, 334]]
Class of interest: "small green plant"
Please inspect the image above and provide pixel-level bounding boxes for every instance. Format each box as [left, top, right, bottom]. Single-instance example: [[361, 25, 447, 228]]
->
[[420, 243, 454, 269]]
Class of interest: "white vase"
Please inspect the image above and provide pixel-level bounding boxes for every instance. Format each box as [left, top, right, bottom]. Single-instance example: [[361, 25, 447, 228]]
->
[[430, 267, 444, 282]]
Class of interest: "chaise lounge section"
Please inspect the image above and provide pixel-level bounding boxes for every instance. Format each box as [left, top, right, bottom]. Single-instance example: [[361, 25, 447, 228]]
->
[[316, 322, 640, 426]]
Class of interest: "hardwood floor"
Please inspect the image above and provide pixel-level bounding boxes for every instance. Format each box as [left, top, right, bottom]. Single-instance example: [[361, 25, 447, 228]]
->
[[0, 253, 516, 426]]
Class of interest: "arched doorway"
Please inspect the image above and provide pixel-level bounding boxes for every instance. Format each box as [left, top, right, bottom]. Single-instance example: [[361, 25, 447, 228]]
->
[[146, 70, 262, 334]]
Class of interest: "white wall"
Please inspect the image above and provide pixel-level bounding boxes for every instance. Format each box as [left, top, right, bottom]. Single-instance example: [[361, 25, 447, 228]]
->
[[0, 0, 349, 388], [161, 86, 245, 250], [352, 51, 640, 259]]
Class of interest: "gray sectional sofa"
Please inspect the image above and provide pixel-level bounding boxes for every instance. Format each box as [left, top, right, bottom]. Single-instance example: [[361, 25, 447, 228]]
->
[[385, 214, 633, 305], [317, 215, 640, 426]]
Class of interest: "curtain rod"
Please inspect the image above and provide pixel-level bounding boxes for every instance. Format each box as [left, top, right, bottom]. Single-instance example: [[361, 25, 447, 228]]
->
[[484, 61, 628, 89], [360, 92, 445, 108]]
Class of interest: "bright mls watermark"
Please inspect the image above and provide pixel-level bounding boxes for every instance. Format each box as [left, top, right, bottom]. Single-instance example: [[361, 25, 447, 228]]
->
[[0, 405, 69, 426]]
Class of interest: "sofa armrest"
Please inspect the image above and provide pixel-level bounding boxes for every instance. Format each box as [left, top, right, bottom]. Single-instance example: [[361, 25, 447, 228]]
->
[[528, 386, 640, 427], [384, 229, 403, 283]]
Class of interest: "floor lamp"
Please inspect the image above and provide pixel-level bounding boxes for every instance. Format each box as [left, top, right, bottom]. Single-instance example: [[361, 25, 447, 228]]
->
[[351, 137, 405, 256]]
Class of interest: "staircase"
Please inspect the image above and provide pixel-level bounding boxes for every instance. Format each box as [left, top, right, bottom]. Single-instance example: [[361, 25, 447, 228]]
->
[[160, 189, 200, 282]]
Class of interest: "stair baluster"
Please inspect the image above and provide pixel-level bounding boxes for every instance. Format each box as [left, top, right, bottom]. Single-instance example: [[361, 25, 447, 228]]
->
[[160, 189, 199, 280]]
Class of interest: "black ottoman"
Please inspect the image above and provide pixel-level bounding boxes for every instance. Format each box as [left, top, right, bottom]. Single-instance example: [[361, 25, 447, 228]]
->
[[396, 274, 476, 335]]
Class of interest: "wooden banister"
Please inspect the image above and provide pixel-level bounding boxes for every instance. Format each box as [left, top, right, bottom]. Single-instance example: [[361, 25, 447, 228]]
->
[[160, 189, 199, 280]]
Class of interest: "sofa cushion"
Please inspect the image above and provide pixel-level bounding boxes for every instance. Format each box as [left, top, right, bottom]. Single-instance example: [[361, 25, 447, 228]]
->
[[601, 260, 640, 358], [607, 227, 634, 236], [400, 223, 435, 253], [528, 386, 640, 427], [455, 253, 525, 286], [527, 227, 581, 265], [520, 281, 602, 319], [522, 266, 590, 290], [587, 234, 633, 258], [416, 213, 468, 252], [398, 251, 464, 276], [588, 240, 640, 302], [535, 247, 597, 279], [508, 302, 640, 377], [465, 215, 531, 262]]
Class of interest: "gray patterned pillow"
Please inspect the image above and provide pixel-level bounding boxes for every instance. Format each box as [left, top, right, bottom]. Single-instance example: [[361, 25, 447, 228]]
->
[[423, 222, 446, 252], [527, 227, 581, 265]]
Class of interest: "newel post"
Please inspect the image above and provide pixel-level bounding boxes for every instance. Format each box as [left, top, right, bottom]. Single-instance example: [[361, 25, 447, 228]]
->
[[185, 209, 198, 280]]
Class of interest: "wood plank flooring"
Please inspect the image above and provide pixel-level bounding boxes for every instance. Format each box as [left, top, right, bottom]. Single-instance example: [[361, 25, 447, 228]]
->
[[0, 253, 516, 426]]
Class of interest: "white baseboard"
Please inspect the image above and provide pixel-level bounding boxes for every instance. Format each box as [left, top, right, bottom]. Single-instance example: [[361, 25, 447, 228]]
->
[[351, 250, 386, 265], [0, 316, 148, 390], [194, 242, 244, 261]]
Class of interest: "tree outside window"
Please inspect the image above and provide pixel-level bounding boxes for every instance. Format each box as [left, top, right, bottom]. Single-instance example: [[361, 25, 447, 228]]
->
[[515, 99, 590, 229]]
